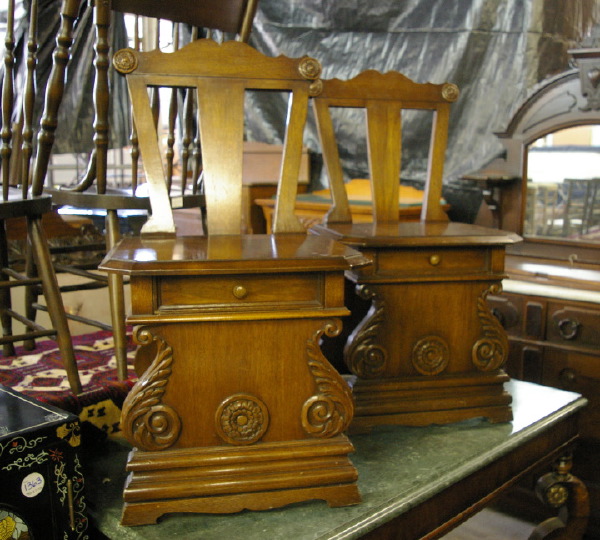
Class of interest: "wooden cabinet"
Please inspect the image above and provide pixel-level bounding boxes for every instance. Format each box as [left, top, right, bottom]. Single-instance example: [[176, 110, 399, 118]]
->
[[100, 234, 369, 526], [0, 386, 88, 538], [488, 283, 600, 534]]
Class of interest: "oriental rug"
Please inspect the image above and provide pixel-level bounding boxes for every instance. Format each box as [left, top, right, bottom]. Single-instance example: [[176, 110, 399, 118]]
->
[[0, 330, 137, 437]]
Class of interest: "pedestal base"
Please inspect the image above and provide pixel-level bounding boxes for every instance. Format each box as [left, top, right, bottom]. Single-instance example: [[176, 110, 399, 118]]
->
[[350, 372, 512, 433], [121, 435, 360, 526]]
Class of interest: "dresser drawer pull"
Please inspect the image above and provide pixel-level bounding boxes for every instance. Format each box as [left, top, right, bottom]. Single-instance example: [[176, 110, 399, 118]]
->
[[559, 368, 577, 386], [429, 254, 441, 266], [557, 318, 580, 340], [232, 285, 248, 299]]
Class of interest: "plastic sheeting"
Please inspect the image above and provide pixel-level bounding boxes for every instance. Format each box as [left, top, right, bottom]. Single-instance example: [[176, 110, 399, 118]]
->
[[246, 0, 597, 206]]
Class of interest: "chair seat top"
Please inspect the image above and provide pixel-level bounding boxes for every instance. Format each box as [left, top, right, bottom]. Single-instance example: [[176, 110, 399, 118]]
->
[[310, 221, 522, 248], [0, 188, 52, 219], [99, 233, 371, 275]]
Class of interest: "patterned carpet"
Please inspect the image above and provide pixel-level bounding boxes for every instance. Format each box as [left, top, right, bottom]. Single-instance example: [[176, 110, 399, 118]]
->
[[0, 330, 137, 436]]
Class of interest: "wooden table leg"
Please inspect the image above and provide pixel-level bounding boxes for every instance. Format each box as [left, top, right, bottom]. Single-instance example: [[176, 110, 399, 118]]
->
[[529, 453, 590, 540]]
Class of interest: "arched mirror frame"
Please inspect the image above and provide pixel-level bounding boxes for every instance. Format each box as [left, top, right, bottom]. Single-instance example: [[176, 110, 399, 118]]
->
[[488, 48, 600, 267]]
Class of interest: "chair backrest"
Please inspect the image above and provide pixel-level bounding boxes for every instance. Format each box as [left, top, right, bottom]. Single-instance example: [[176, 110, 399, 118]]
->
[[312, 70, 459, 225], [113, 38, 321, 235], [3, 0, 82, 199]]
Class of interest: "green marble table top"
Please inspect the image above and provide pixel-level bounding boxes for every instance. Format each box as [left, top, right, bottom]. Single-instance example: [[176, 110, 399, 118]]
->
[[83, 380, 586, 540]]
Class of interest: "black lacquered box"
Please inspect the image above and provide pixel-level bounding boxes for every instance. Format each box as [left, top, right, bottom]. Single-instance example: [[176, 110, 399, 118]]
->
[[0, 385, 88, 539]]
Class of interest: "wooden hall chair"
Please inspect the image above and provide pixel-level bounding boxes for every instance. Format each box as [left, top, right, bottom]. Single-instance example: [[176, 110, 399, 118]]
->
[[0, 0, 83, 394], [100, 39, 369, 526], [309, 70, 522, 432], [34, 0, 260, 382]]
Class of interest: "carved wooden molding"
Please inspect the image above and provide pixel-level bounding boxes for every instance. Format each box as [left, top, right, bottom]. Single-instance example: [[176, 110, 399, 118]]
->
[[411, 335, 450, 376], [302, 319, 354, 438], [121, 328, 182, 451], [345, 285, 388, 379], [215, 393, 269, 446], [472, 283, 508, 372]]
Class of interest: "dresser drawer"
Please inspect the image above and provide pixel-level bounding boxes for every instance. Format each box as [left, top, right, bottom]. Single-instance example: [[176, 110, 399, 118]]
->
[[157, 273, 322, 312], [546, 302, 600, 350], [542, 346, 600, 441], [373, 246, 497, 280]]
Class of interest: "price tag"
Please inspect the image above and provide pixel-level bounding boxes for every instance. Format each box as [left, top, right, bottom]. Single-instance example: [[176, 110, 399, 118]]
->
[[21, 472, 44, 498]]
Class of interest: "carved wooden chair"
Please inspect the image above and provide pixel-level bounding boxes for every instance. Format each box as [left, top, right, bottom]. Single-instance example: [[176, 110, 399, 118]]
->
[[34, 0, 259, 381], [310, 70, 521, 431], [99, 39, 366, 524], [0, 0, 83, 393]]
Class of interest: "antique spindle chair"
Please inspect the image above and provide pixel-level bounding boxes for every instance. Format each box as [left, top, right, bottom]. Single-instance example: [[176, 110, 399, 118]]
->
[[33, 0, 259, 381], [0, 0, 83, 393], [309, 70, 521, 431]]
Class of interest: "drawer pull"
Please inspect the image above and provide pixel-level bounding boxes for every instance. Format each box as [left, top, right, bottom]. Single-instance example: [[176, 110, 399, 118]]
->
[[557, 318, 580, 340], [232, 285, 248, 299], [559, 368, 577, 386], [429, 254, 441, 266]]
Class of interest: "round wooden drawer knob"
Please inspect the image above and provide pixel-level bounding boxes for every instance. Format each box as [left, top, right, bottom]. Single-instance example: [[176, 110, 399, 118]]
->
[[232, 285, 248, 299], [429, 254, 441, 266]]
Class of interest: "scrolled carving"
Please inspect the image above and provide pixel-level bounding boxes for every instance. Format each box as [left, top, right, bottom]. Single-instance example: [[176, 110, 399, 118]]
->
[[298, 56, 322, 80], [412, 336, 449, 376], [472, 283, 508, 372], [216, 394, 269, 445], [302, 319, 354, 438], [121, 328, 181, 451], [309, 78, 324, 97], [441, 82, 460, 102], [344, 285, 387, 378], [112, 48, 138, 74]]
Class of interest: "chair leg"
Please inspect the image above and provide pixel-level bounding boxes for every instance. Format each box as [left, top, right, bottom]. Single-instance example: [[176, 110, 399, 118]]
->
[[0, 220, 16, 357], [27, 216, 82, 394], [23, 242, 39, 351], [106, 210, 129, 380]]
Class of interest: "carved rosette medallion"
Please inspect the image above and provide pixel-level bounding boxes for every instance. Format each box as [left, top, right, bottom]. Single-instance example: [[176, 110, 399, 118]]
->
[[112, 48, 138, 74], [441, 82, 460, 102], [344, 285, 387, 378], [411, 335, 450, 375], [302, 319, 354, 438], [121, 328, 182, 451], [472, 283, 508, 372], [215, 394, 269, 445]]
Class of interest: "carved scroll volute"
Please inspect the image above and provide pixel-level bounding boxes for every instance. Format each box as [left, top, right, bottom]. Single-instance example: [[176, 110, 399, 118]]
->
[[302, 319, 355, 437], [344, 285, 387, 378], [121, 327, 182, 451], [472, 283, 509, 372]]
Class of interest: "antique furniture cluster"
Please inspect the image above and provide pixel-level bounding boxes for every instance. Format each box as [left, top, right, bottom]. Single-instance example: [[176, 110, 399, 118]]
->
[[0, 0, 593, 537]]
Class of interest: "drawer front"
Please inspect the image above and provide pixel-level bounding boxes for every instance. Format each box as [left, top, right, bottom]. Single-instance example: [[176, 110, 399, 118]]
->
[[542, 346, 600, 441], [376, 247, 492, 278], [158, 273, 322, 311], [546, 301, 600, 350], [487, 292, 523, 337]]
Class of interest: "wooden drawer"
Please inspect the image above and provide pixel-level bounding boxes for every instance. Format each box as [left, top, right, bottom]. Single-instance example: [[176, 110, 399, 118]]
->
[[546, 301, 600, 351], [487, 292, 523, 337], [157, 273, 322, 312], [542, 345, 600, 441], [376, 247, 491, 278]]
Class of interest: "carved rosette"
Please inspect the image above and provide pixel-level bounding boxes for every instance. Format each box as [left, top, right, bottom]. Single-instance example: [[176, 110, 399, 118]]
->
[[344, 285, 387, 378], [411, 336, 449, 376], [302, 319, 354, 438], [472, 283, 509, 372], [215, 394, 269, 445], [112, 48, 138, 74], [121, 328, 182, 451]]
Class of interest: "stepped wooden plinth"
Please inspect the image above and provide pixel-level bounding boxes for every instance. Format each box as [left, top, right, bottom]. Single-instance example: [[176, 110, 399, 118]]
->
[[311, 221, 521, 432], [100, 234, 369, 526]]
